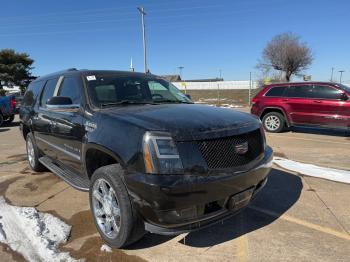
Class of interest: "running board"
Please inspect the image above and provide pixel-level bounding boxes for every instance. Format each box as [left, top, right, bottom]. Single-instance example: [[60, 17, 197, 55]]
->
[[39, 156, 89, 191]]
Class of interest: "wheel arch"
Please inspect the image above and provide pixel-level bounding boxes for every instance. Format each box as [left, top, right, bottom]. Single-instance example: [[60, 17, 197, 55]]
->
[[22, 124, 31, 140], [260, 107, 291, 127], [83, 143, 125, 180]]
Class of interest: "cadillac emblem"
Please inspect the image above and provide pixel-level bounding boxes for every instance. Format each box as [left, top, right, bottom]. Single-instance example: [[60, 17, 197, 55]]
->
[[234, 142, 249, 155]]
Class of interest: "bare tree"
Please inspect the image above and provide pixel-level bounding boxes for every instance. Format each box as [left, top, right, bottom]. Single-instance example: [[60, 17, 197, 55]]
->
[[257, 33, 313, 82]]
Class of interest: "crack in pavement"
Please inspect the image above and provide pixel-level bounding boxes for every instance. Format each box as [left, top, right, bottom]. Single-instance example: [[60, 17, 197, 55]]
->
[[34, 185, 71, 208], [302, 176, 350, 237]]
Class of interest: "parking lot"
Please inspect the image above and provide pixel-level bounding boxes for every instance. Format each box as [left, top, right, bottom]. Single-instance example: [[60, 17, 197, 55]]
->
[[0, 115, 350, 262]]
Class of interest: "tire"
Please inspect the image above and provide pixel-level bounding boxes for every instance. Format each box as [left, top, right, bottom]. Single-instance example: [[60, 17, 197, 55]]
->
[[262, 112, 285, 133], [89, 164, 145, 248], [0, 114, 3, 127], [4, 115, 15, 124], [26, 133, 46, 172]]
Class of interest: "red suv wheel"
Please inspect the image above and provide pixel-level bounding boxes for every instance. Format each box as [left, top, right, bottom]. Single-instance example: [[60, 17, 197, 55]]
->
[[262, 112, 285, 133]]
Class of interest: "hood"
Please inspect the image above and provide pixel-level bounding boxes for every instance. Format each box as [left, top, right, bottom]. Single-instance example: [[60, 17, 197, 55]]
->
[[102, 104, 261, 141]]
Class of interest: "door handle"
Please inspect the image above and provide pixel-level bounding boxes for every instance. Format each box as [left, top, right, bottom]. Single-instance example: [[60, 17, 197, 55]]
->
[[313, 100, 322, 103], [282, 99, 289, 102]]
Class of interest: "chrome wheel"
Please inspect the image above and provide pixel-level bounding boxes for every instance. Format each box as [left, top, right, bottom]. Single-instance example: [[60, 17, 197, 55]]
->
[[92, 178, 121, 239], [26, 138, 35, 168], [265, 115, 281, 131]]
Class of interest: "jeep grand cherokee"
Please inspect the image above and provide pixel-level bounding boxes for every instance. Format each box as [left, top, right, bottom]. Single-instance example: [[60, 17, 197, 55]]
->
[[19, 69, 273, 248]]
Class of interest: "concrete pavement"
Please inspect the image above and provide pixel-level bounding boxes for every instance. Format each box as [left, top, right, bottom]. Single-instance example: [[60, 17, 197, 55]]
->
[[0, 116, 349, 261]]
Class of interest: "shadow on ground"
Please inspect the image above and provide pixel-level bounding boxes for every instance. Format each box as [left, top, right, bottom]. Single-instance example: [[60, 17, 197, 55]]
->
[[128, 168, 302, 249], [289, 126, 350, 137], [6, 120, 20, 127], [0, 128, 10, 133], [0, 120, 19, 132]]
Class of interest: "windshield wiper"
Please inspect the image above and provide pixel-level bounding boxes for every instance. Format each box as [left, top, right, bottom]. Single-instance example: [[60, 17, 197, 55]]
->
[[153, 99, 193, 104], [100, 100, 153, 107]]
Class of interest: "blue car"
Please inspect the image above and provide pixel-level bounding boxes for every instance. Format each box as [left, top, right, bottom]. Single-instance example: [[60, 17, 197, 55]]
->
[[0, 95, 16, 126]]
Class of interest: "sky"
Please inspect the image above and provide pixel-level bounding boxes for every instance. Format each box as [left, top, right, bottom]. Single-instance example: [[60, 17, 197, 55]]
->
[[1, 0, 349, 82]]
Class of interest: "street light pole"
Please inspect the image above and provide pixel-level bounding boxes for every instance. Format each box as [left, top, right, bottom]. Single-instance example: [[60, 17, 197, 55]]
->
[[137, 7, 147, 73], [339, 70, 345, 83], [177, 66, 184, 80]]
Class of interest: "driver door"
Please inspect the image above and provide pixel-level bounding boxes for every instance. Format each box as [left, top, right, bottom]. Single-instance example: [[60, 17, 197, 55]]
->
[[48, 76, 85, 174]]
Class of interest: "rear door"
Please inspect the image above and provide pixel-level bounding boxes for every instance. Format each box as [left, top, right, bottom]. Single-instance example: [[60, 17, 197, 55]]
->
[[284, 84, 317, 125], [34, 77, 60, 160]]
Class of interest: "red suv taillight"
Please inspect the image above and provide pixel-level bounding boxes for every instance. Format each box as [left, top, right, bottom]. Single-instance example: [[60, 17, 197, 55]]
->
[[251, 97, 258, 105], [10, 98, 16, 108]]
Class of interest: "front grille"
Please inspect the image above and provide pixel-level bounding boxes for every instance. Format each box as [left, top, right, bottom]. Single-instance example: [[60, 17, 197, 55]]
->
[[197, 129, 264, 169]]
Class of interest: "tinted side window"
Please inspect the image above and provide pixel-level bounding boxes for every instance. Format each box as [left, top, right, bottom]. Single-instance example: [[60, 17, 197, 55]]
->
[[22, 80, 45, 107], [312, 85, 343, 100], [265, 86, 287, 97], [58, 77, 81, 104], [285, 85, 313, 98], [40, 78, 58, 107]]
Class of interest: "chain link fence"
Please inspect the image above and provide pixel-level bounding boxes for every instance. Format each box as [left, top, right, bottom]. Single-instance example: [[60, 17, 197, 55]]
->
[[173, 81, 263, 108], [186, 88, 262, 108]]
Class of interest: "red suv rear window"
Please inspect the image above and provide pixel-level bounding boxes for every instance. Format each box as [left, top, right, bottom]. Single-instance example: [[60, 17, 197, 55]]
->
[[265, 86, 287, 97]]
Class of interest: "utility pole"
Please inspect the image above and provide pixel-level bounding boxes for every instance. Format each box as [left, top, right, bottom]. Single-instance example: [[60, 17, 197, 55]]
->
[[339, 70, 345, 83], [137, 7, 147, 73], [249, 72, 252, 106], [219, 69, 222, 79], [330, 67, 334, 82]]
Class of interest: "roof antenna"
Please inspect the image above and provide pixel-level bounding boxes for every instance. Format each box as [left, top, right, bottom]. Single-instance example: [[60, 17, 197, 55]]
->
[[130, 57, 134, 72]]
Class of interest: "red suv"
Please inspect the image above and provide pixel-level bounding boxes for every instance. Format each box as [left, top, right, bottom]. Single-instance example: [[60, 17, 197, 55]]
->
[[251, 82, 350, 132]]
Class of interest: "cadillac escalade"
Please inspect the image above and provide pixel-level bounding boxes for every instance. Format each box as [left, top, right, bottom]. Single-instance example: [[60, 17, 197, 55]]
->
[[19, 69, 273, 248]]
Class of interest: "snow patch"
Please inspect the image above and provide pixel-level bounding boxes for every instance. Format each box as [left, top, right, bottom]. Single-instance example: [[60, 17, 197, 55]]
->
[[0, 197, 77, 262], [219, 104, 243, 108], [100, 244, 112, 253], [273, 157, 350, 184]]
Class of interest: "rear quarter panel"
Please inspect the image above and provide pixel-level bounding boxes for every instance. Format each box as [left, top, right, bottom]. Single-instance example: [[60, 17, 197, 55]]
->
[[251, 86, 291, 123]]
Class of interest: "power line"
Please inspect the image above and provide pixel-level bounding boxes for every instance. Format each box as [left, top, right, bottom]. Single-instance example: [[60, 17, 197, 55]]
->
[[0, 17, 251, 38], [0, 2, 284, 38], [0, 1, 279, 26], [0, 7, 260, 32], [0, 17, 138, 30], [0, 4, 225, 29], [0, 1, 224, 22]]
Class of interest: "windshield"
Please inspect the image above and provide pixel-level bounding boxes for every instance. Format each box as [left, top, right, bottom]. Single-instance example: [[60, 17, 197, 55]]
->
[[337, 83, 350, 93], [85, 74, 192, 107]]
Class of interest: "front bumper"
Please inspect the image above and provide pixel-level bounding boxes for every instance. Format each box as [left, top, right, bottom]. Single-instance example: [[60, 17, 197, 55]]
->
[[126, 146, 273, 235]]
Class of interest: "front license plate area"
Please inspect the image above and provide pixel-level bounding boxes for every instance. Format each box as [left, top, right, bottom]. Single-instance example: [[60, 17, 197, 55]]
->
[[227, 188, 254, 211]]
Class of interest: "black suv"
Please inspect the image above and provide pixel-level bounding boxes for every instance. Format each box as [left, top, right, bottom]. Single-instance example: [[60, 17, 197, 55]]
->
[[20, 69, 273, 248]]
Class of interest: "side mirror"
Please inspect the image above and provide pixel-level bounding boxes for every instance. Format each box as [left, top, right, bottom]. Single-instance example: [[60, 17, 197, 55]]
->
[[340, 93, 349, 101], [47, 96, 73, 105]]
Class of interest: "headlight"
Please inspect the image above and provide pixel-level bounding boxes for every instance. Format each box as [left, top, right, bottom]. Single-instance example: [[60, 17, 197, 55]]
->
[[142, 131, 184, 174], [260, 125, 267, 150]]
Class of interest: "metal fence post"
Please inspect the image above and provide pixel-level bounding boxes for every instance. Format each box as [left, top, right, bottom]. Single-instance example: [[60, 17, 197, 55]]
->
[[217, 82, 220, 106]]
